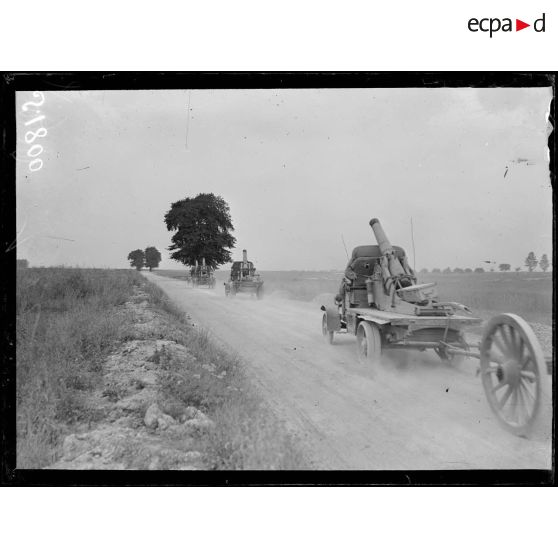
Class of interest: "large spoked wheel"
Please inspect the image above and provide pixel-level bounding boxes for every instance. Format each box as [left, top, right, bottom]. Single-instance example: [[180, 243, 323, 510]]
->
[[322, 314, 334, 344], [356, 321, 382, 364], [480, 313, 544, 437]]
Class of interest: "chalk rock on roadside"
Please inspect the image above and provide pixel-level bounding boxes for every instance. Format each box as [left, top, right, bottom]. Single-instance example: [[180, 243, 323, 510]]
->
[[180, 406, 207, 422], [144, 403, 176, 430], [116, 389, 155, 413], [182, 415, 215, 435], [62, 434, 86, 461]]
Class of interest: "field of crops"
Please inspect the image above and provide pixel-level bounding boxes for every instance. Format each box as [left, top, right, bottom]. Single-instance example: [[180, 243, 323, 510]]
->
[[154, 269, 553, 326]]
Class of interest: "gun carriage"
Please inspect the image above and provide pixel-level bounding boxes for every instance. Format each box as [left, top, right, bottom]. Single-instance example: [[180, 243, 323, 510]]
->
[[321, 218, 552, 436], [224, 250, 264, 299]]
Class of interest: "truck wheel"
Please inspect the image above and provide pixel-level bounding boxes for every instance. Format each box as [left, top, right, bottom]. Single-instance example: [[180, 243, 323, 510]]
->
[[356, 321, 382, 364], [322, 314, 334, 344]]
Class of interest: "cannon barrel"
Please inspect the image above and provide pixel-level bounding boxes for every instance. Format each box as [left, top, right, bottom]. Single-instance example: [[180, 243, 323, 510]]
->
[[369, 218, 395, 255], [369, 218, 406, 278]]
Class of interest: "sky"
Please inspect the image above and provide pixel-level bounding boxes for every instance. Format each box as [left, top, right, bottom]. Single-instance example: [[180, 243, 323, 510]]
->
[[15, 87, 553, 271]]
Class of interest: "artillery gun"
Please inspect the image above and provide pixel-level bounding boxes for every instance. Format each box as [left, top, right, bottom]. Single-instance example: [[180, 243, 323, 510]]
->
[[224, 249, 264, 299], [321, 217, 552, 436], [190, 258, 216, 288]]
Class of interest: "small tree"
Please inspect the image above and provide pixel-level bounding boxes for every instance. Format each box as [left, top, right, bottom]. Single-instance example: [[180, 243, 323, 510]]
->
[[539, 254, 549, 272], [17, 259, 29, 269], [499, 263, 511, 272], [128, 249, 145, 271], [442, 267, 451, 274], [524, 251, 538, 272], [464, 268, 472, 273], [474, 267, 485, 273], [431, 268, 441, 274], [145, 246, 162, 271], [515, 267, 521, 272], [164, 193, 236, 268], [419, 268, 429, 274]]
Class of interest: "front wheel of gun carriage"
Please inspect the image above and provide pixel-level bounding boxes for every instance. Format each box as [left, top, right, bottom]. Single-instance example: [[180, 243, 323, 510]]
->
[[480, 313, 545, 437], [356, 321, 382, 366]]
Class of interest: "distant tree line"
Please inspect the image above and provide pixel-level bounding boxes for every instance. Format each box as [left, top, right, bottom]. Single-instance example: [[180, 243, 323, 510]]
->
[[127, 247, 162, 271], [417, 252, 550, 275]]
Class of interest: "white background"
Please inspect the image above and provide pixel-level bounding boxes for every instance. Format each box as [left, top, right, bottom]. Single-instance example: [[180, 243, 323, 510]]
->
[[2, 1, 555, 556], [1, 1, 556, 69]]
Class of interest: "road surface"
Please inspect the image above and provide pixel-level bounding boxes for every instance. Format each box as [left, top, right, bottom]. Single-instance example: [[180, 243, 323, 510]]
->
[[145, 272, 553, 470]]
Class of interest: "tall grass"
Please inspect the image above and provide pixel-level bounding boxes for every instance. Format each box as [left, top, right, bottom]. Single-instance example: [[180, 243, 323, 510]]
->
[[16, 268, 141, 468]]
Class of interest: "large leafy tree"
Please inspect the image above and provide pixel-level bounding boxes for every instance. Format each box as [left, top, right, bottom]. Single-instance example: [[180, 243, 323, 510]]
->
[[539, 254, 549, 272], [524, 251, 538, 272], [164, 193, 236, 268], [145, 246, 162, 271], [127, 249, 145, 271]]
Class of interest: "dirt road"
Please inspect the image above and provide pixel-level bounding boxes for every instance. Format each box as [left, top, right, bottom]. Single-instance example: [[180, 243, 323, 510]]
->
[[145, 273, 552, 470]]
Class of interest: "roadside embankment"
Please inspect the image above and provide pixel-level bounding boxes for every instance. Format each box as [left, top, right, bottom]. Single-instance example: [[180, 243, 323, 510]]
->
[[17, 268, 305, 470]]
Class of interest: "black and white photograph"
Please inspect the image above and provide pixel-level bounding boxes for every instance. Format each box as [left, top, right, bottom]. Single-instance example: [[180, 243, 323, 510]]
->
[[2, 74, 554, 480]]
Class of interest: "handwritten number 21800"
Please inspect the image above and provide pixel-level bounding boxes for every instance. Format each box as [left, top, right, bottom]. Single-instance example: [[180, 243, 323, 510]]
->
[[22, 91, 47, 172]]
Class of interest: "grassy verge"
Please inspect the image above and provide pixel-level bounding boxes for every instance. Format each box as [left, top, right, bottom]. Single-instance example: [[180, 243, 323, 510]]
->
[[17, 268, 305, 470], [16, 268, 142, 468]]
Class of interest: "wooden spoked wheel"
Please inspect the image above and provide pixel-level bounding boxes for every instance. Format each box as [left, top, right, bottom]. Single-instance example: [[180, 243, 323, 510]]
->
[[322, 314, 334, 344], [480, 313, 544, 436]]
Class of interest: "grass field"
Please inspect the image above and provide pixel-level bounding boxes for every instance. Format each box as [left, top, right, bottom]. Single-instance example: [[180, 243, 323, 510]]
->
[[154, 269, 553, 326]]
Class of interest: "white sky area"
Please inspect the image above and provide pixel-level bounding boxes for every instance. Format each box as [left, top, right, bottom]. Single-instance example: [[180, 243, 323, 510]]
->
[[16, 87, 552, 271]]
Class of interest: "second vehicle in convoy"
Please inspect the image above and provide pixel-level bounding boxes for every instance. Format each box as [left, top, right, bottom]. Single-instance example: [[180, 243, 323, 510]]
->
[[190, 258, 216, 288], [224, 250, 264, 299]]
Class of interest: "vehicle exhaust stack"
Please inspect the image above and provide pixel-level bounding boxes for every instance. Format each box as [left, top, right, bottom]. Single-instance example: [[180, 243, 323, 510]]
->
[[243, 250, 248, 264]]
